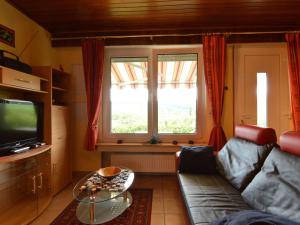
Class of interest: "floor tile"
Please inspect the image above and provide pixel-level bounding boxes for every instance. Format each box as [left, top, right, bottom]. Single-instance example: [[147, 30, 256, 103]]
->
[[164, 198, 185, 214], [165, 213, 189, 225], [151, 213, 165, 225], [153, 188, 163, 198], [163, 188, 180, 200], [152, 197, 164, 213]]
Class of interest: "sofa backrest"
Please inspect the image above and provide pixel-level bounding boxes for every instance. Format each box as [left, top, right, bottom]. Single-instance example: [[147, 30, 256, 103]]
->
[[235, 124, 277, 144], [279, 131, 300, 156], [241, 131, 300, 222], [216, 124, 277, 191]]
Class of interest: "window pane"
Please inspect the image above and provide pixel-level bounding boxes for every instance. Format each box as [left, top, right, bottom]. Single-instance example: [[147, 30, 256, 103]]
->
[[111, 58, 148, 133], [157, 54, 197, 134], [257, 72, 267, 127]]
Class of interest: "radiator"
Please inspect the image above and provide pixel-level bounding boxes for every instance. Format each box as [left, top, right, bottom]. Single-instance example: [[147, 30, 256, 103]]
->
[[110, 153, 176, 173]]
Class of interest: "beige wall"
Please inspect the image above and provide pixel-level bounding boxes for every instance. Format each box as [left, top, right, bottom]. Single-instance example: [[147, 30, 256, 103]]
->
[[0, 0, 55, 66], [55, 47, 101, 171]]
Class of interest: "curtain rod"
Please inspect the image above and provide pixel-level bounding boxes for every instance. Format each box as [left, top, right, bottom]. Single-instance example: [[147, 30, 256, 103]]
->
[[52, 30, 300, 40]]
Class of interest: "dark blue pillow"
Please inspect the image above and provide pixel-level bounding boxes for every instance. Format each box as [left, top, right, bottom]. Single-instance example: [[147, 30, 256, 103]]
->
[[179, 146, 216, 174]]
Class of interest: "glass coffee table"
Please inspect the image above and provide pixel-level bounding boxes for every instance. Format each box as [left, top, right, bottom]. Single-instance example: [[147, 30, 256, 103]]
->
[[73, 168, 134, 224]]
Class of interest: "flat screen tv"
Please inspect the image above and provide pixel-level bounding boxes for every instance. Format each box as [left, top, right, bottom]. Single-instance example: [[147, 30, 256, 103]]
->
[[0, 99, 43, 155]]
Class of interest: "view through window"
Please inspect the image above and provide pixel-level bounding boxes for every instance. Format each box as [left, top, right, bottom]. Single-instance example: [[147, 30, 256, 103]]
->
[[105, 48, 202, 141], [157, 54, 197, 133], [110, 58, 148, 133]]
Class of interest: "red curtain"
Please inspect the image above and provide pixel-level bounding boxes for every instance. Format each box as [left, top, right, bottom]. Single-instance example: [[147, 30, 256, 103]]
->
[[286, 33, 300, 131], [82, 39, 104, 151], [203, 35, 227, 151]]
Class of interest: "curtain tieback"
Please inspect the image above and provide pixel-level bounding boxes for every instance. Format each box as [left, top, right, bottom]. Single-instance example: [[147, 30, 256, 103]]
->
[[214, 124, 222, 128], [89, 124, 98, 129]]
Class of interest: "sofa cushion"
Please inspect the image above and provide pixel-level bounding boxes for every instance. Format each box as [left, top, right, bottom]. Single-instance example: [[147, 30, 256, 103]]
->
[[241, 147, 300, 222], [178, 173, 250, 225], [179, 146, 216, 174], [216, 137, 273, 191], [210, 210, 300, 225]]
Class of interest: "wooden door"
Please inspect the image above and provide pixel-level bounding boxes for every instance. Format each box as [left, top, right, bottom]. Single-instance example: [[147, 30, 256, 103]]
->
[[234, 44, 292, 136]]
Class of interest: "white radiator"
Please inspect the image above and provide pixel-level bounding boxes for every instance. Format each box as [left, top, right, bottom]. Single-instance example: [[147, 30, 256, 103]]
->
[[110, 153, 176, 173]]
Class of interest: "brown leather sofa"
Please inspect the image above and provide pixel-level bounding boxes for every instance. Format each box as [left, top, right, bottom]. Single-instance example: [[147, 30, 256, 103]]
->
[[176, 125, 300, 225]]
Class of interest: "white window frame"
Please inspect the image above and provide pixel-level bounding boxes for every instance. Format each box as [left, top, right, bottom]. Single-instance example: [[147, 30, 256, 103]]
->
[[101, 45, 206, 143]]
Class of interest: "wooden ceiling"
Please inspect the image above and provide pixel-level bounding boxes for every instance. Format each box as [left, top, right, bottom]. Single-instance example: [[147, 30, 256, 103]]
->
[[7, 0, 300, 46]]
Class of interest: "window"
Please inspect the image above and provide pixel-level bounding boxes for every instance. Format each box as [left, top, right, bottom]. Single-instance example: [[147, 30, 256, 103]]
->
[[110, 58, 148, 133], [157, 54, 197, 134], [257, 72, 268, 127], [102, 47, 204, 142]]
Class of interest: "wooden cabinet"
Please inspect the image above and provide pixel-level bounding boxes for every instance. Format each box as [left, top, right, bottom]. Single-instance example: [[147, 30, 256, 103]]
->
[[32, 66, 72, 195], [0, 147, 52, 225], [51, 103, 71, 195], [0, 65, 71, 221], [0, 66, 48, 93]]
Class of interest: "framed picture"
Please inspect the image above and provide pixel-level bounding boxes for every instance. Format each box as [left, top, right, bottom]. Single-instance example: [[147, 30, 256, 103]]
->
[[0, 24, 15, 47]]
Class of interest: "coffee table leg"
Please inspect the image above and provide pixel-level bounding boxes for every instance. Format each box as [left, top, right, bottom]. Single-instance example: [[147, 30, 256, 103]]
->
[[89, 196, 96, 224]]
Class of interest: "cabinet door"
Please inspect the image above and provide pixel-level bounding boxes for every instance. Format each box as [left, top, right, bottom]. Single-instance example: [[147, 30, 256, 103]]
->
[[52, 139, 70, 195], [0, 158, 38, 225], [37, 149, 52, 213], [52, 106, 68, 141]]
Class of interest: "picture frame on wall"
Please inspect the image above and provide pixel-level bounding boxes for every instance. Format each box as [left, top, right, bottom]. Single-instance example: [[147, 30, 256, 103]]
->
[[0, 24, 15, 47]]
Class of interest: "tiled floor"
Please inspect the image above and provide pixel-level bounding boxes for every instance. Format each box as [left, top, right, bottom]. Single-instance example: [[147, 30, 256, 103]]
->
[[30, 174, 189, 225]]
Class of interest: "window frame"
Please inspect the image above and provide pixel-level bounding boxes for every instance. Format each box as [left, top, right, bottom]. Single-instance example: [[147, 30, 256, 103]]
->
[[101, 46, 206, 143]]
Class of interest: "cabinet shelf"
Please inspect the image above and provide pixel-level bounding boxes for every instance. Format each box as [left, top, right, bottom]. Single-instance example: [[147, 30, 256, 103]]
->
[[52, 86, 67, 92], [0, 83, 48, 93]]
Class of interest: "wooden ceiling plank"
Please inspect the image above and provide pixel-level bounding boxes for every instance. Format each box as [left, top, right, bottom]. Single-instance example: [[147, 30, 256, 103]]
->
[[7, 0, 300, 41]]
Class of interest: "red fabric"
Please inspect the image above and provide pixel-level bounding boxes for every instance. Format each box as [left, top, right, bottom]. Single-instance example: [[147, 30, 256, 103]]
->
[[285, 33, 300, 131], [235, 124, 277, 145], [175, 151, 181, 170], [280, 131, 300, 156], [82, 39, 104, 151], [203, 35, 227, 151]]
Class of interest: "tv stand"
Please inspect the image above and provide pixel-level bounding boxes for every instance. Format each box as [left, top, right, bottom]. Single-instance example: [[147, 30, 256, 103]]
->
[[0, 145, 52, 224]]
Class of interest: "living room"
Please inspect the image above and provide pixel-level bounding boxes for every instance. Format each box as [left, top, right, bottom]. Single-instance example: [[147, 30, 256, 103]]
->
[[0, 0, 299, 225]]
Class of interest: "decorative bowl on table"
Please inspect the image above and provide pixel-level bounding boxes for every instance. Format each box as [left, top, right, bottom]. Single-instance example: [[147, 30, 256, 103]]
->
[[97, 166, 121, 179]]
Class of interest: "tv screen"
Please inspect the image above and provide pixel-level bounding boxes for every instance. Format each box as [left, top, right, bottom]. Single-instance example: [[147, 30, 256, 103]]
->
[[0, 99, 42, 149]]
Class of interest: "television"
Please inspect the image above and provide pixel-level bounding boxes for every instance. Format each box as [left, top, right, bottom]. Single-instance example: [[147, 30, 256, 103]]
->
[[0, 99, 43, 155]]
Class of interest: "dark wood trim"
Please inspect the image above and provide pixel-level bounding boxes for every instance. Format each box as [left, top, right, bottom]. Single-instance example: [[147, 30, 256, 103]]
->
[[52, 33, 286, 47]]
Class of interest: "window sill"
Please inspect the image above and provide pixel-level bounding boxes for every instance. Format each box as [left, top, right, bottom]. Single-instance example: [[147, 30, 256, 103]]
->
[[96, 142, 207, 153]]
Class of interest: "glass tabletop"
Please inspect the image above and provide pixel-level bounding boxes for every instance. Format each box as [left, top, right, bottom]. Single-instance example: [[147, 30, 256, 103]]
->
[[73, 168, 134, 204]]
